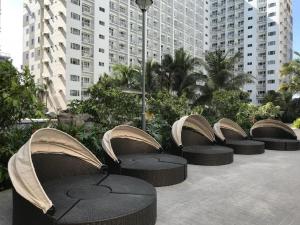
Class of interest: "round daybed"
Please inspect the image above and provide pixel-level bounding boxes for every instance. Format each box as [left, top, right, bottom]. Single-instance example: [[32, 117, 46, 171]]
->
[[172, 115, 234, 166], [250, 119, 300, 151], [8, 128, 157, 225], [214, 118, 265, 155], [102, 125, 187, 187]]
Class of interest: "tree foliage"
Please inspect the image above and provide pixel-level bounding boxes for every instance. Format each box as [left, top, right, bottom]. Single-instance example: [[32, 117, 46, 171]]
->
[[0, 60, 44, 129]]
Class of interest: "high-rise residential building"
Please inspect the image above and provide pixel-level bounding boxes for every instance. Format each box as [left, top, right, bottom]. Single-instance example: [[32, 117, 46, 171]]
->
[[23, 0, 209, 112], [23, 0, 110, 111], [210, 0, 293, 104]]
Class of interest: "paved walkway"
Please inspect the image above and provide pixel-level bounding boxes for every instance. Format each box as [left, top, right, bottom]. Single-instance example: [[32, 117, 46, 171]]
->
[[1, 130, 300, 225]]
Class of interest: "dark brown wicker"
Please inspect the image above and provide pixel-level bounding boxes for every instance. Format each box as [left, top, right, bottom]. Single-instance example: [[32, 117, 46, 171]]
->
[[173, 128, 234, 166], [182, 145, 233, 166], [109, 138, 188, 187], [219, 127, 265, 155], [12, 154, 157, 225], [251, 126, 300, 151]]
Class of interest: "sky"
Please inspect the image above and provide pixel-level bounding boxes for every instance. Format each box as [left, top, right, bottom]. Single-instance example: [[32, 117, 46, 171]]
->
[[0, 0, 299, 69]]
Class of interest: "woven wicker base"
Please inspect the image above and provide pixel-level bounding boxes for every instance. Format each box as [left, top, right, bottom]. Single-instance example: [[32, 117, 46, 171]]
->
[[182, 145, 234, 166], [13, 174, 157, 225], [253, 138, 300, 151], [117, 153, 187, 187], [226, 140, 265, 155]]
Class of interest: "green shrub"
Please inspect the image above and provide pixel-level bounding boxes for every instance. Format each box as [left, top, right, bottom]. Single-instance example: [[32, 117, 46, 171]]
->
[[148, 91, 203, 124], [293, 118, 300, 129], [236, 102, 281, 131], [0, 61, 45, 129], [208, 90, 249, 122], [69, 76, 141, 129]]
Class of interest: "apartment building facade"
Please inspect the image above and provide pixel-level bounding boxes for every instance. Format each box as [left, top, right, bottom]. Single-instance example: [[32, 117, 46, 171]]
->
[[210, 0, 293, 104], [23, 0, 209, 111]]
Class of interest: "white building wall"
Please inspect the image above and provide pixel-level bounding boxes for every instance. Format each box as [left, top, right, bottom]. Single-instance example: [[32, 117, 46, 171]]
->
[[209, 0, 293, 104]]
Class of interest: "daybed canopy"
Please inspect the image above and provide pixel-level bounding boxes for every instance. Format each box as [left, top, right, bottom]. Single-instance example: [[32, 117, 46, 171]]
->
[[8, 128, 102, 214], [250, 119, 297, 138], [214, 118, 248, 141], [102, 125, 162, 162], [172, 115, 216, 146]]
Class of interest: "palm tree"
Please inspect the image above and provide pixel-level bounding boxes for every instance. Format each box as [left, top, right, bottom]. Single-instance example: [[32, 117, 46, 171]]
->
[[280, 51, 300, 93], [112, 64, 140, 90], [196, 49, 253, 104], [145, 59, 160, 93], [157, 48, 203, 96]]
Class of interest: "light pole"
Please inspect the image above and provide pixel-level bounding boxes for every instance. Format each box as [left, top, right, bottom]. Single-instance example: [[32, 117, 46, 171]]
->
[[135, 0, 153, 131]]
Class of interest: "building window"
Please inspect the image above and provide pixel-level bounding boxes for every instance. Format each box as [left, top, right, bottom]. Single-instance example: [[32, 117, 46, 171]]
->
[[247, 53, 252, 56], [99, 20, 105, 26], [247, 44, 252, 47], [99, 7, 105, 12], [82, 61, 90, 69], [268, 51, 276, 55], [99, 34, 105, 39], [269, 22, 276, 27], [248, 35, 253, 38], [268, 31, 276, 36], [71, 0, 80, 5], [99, 62, 104, 66], [268, 80, 275, 84], [248, 17, 253, 20], [71, 43, 80, 50], [268, 12, 276, 17], [70, 75, 80, 81], [267, 70, 275, 74], [82, 18, 91, 28], [268, 41, 276, 46], [70, 58, 80, 65], [71, 12, 80, 20], [248, 26, 253, 29], [248, 8, 253, 11], [83, 4, 92, 13], [70, 90, 80, 96], [268, 3, 276, 8], [71, 27, 81, 35], [99, 48, 105, 53], [247, 62, 252, 65], [268, 60, 276, 65], [81, 77, 90, 83]]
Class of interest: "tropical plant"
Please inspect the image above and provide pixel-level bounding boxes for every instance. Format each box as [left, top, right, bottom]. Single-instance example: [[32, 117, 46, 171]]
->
[[236, 102, 281, 131], [145, 59, 161, 93], [0, 61, 44, 129], [293, 118, 300, 129], [147, 91, 203, 125], [69, 76, 141, 129], [112, 64, 141, 90], [206, 90, 249, 122], [280, 51, 300, 93], [196, 50, 253, 104], [146, 48, 203, 97]]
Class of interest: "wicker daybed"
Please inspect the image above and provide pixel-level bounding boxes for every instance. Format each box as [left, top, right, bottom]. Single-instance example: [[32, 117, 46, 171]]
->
[[214, 118, 265, 155], [8, 128, 157, 225], [171, 115, 234, 166], [102, 125, 187, 187], [251, 119, 300, 151]]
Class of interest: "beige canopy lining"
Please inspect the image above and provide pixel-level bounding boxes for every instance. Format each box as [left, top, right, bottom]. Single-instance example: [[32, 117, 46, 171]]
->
[[214, 118, 247, 141], [250, 119, 297, 138], [102, 125, 162, 162], [8, 128, 102, 214], [171, 115, 216, 146]]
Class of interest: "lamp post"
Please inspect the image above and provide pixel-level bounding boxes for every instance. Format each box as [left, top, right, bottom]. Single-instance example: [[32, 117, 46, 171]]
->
[[136, 0, 153, 131]]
